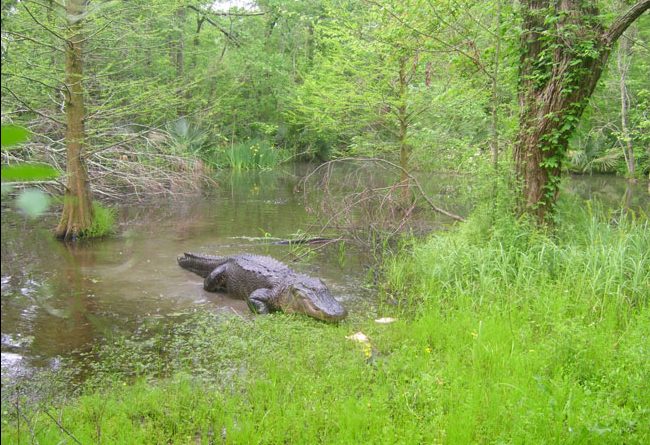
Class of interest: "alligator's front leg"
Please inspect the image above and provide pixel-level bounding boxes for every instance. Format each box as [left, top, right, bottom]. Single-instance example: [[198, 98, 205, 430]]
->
[[204, 264, 228, 292], [247, 288, 274, 314]]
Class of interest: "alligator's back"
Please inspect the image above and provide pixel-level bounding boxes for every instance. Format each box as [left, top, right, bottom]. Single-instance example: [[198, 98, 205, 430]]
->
[[177, 253, 291, 278]]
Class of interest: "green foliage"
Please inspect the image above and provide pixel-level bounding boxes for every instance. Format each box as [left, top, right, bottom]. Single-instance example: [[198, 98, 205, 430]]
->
[[14, 189, 50, 218], [381, 204, 649, 442], [224, 139, 286, 170], [164, 117, 222, 165], [569, 15, 650, 177], [84, 202, 117, 238], [166, 118, 209, 154], [0, 163, 59, 181]]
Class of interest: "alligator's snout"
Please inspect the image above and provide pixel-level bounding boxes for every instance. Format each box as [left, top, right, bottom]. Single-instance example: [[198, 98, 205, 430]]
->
[[291, 285, 348, 323], [320, 302, 348, 322]]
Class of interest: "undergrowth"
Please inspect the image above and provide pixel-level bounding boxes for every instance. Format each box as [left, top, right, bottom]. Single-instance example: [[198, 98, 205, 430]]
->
[[224, 139, 287, 170], [84, 202, 117, 238], [2, 202, 648, 444]]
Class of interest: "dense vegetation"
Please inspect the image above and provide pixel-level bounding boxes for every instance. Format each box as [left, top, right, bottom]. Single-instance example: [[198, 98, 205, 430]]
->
[[2, 206, 648, 443], [1, 0, 649, 443], [2, 1, 648, 224]]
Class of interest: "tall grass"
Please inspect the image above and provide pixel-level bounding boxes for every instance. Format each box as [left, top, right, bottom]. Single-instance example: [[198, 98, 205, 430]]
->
[[2, 204, 648, 444], [382, 204, 649, 443], [84, 202, 117, 238], [225, 139, 286, 170]]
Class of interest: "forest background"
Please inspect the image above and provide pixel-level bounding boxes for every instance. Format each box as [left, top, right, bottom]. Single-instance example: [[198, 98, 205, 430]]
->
[[2, 0, 648, 225]]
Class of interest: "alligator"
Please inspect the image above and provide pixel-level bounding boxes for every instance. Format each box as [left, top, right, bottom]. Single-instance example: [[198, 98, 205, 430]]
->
[[177, 253, 347, 322]]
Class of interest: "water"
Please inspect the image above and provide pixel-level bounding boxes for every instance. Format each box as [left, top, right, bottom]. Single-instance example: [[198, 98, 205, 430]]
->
[[1, 166, 648, 377]]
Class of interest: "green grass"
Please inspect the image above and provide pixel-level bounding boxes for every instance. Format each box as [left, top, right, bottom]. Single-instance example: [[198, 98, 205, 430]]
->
[[84, 202, 117, 238], [381, 204, 649, 443], [224, 139, 286, 170], [2, 205, 648, 444]]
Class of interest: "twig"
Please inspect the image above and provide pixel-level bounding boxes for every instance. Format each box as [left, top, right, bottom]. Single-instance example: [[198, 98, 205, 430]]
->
[[45, 410, 83, 445], [305, 157, 465, 221]]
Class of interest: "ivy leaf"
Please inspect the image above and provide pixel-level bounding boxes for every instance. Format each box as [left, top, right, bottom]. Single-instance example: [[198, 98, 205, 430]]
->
[[16, 189, 51, 218], [1, 125, 31, 149], [1, 164, 59, 182]]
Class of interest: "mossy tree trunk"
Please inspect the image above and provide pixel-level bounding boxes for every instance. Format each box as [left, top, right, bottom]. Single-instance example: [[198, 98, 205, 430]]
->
[[514, 0, 649, 224], [55, 0, 94, 240]]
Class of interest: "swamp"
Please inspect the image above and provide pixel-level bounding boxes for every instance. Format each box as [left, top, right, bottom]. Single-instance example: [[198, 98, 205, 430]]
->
[[1, 1, 650, 444]]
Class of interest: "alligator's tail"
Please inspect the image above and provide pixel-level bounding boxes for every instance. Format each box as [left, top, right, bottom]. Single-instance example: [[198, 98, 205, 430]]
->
[[177, 252, 227, 278]]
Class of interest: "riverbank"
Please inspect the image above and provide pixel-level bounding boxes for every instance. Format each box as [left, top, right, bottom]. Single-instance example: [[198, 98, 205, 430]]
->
[[2, 203, 649, 444]]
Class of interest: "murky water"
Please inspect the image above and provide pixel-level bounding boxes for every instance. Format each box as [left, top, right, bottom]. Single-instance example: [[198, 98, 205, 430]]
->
[[1, 165, 648, 377]]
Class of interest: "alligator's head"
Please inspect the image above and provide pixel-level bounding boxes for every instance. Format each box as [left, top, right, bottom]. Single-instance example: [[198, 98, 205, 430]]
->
[[281, 277, 347, 323]]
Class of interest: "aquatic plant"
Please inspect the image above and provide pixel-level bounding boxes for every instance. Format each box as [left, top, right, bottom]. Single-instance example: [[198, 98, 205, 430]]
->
[[84, 203, 117, 238], [224, 139, 286, 170]]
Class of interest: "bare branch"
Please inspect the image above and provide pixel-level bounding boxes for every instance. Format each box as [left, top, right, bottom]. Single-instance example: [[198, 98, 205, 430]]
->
[[198, 6, 266, 17], [1, 86, 66, 125], [1, 72, 69, 95], [3, 30, 64, 52], [305, 158, 466, 222], [44, 411, 82, 445], [186, 5, 242, 45], [22, 3, 67, 42]]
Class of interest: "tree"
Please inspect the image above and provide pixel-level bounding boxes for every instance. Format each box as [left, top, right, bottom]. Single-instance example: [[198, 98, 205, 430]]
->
[[55, 0, 93, 240], [2, 0, 201, 237], [514, 0, 650, 224], [288, 1, 443, 171], [616, 21, 638, 178]]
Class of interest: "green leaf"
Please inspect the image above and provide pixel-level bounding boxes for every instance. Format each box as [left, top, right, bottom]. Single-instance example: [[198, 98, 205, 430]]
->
[[1, 125, 31, 149], [1, 164, 59, 182], [16, 189, 51, 218]]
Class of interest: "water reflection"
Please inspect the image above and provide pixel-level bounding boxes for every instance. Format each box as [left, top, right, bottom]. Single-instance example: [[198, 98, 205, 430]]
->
[[564, 174, 649, 214]]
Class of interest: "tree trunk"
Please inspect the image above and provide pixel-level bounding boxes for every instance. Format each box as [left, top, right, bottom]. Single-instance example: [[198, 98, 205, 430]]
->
[[489, 0, 502, 170], [617, 29, 636, 178], [397, 57, 410, 191], [514, 0, 649, 224], [173, 7, 186, 115], [191, 16, 205, 70], [173, 8, 186, 78], [55, 0, 94, 240]]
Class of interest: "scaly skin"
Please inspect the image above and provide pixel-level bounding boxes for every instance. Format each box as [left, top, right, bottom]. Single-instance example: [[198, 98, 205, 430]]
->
[[178, 253, 347, 322]]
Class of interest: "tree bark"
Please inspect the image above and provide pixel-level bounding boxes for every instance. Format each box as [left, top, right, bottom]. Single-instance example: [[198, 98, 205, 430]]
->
[[514, 0, 649, 224], [397, 57, 411, 191], [617, 30, 636, 178], [55, 0, 94, 240], [397, 57, 412, 205]]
